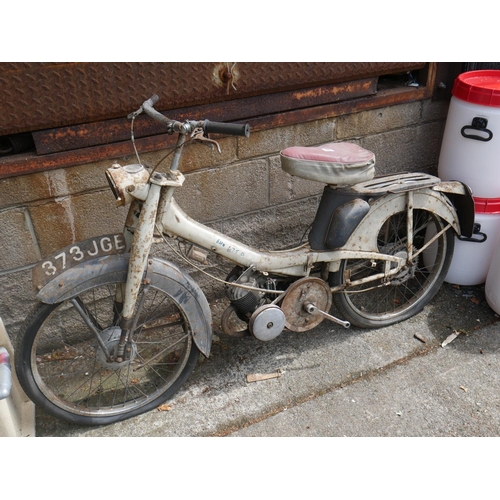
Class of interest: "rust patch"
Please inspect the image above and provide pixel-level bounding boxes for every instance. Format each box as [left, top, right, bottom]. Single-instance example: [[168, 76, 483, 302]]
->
[[0, 62, 426, 136]]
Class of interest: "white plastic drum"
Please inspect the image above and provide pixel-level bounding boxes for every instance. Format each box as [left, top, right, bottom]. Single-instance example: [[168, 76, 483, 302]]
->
[[438, 70, 500, 199], [486, 242, 500, 314], [424, 208, 500, 286]]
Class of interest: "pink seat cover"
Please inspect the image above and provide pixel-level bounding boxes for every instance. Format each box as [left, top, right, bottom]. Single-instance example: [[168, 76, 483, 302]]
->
[[281, 142, 374, 165]]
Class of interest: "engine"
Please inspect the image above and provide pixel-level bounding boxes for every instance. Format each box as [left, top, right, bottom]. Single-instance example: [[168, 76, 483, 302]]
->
[[225, 267, 267, 317], [223, 267, 293, 341]]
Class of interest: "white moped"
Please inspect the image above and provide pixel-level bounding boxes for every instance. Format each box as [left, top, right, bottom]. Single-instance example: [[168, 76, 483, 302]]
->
[[15, 95, 474, 425]]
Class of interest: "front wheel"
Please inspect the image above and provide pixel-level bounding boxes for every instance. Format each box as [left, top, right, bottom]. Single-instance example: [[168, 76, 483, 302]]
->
[[330, 208, 454, 328], [16, 273, 203, 426]]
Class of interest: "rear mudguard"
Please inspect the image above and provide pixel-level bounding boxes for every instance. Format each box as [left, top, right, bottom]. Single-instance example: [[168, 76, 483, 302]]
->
[[343, 184, 474, 253], [433, 181, 475, 239], [35, 253, 212, 357]]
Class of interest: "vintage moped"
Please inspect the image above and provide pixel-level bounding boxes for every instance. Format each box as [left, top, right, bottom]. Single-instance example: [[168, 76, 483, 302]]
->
[[15, 95, 474, 425]]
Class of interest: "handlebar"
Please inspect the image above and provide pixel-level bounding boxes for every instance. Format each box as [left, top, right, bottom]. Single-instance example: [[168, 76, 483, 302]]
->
[[142, 95, 175, 128], [202, 119, 250, 138], [131, 94, 250, 138]]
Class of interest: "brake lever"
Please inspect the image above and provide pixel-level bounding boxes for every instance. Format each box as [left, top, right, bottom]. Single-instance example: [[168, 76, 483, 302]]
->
[[128, 95, 159, 120], [127, 107, 143, 120], [190, 127, 221, 154]]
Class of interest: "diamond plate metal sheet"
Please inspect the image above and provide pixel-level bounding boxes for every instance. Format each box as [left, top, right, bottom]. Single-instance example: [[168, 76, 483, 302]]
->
[[0, 62, 425, 136]]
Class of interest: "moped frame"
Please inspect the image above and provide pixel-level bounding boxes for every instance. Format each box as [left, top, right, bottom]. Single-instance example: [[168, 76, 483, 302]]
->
[[118, 136, 465, 338]]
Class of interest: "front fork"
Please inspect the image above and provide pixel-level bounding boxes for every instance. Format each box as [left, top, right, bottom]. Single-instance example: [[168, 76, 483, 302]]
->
[[113, 135, 188, 361], [114, 182, 162, 361]]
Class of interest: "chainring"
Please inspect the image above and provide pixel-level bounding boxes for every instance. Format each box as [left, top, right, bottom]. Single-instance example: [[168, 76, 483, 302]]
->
[[280, 277, 332, 332]]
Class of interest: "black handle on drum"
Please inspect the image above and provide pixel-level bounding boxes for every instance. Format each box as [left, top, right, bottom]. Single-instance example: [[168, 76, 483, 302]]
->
[[458, 222, 488, 243], [461, 117, 493, 142]]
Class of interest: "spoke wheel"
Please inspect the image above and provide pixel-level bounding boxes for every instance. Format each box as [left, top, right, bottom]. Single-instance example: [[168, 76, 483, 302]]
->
[[16, 277, 200, 425], [330, 209, 454, 328]]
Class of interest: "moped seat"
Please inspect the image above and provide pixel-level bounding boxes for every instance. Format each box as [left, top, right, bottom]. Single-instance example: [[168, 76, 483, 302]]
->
[[280, 142, 375, 185]]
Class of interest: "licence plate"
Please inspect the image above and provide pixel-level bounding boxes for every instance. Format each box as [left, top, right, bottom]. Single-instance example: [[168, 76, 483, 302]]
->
[[33, 234, 127, 290]]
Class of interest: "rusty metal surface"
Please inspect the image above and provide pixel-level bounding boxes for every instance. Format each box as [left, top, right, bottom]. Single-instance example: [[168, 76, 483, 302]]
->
[[0, 62, 425, 136], [32, 78, 378, 155], [281, 277, 332, 332], [0, 83, 432, 180]]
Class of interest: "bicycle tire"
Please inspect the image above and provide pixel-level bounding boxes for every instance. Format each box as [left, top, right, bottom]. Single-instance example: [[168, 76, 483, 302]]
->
[[15, 270, 205, 426], [330, 208, 454, 328]]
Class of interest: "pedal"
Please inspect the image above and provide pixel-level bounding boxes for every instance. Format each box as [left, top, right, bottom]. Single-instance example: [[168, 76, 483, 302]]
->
[[303, 302, 350, 328]]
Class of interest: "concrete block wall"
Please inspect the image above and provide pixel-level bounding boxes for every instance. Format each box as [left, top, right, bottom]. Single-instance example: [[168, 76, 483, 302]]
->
[[0, 99, 449, 341]]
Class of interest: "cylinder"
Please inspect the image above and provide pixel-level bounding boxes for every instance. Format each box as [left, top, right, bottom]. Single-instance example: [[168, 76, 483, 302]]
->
[[423, 203, 500, 286], [486, 243, 500, 314], [438, 70, 500, 199]]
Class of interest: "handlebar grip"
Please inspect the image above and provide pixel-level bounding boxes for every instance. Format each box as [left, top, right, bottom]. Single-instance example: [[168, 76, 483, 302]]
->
[[203, 120, 250, 138], [145, 94, 160, 106], [142, 95, 176, 127]]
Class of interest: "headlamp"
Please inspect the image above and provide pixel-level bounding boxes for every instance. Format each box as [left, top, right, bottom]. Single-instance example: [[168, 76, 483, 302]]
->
[[106, 164, 150, 207]]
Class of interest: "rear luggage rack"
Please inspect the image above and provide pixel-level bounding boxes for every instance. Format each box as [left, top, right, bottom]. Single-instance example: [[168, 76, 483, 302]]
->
[[341, 172, 441, 195]]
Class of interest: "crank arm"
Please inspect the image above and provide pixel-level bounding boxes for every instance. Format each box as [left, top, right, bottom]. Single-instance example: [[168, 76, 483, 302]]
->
[[304, 302, 350, 329]]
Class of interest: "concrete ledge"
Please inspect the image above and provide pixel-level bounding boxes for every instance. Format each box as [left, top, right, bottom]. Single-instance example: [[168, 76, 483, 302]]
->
[[0, 318, 35, 437]]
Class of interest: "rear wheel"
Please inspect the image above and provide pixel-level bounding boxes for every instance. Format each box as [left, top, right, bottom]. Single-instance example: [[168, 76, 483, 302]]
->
[[330, 208, 454, 328], [16, 275, 201, 426]]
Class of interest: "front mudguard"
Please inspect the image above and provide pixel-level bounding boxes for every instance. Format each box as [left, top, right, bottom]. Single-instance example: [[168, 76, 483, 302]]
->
[[35, 253, 212, 357]]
